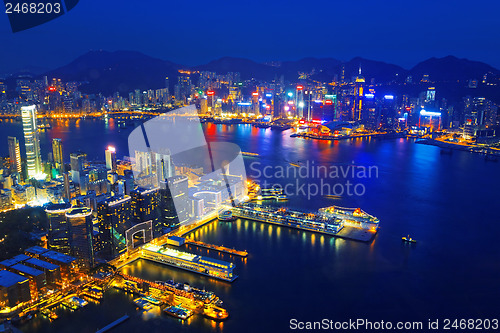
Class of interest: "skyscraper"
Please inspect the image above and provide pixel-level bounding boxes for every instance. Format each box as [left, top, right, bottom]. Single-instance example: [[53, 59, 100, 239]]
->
[[7, 136, 22, 179], [70, 152, 86, 185], [65, 207, 94, 268], [52, 138, 64, 176], [21, 105, 42, 179], [45, 203, 72, 255], [105, 146, 117, 172]]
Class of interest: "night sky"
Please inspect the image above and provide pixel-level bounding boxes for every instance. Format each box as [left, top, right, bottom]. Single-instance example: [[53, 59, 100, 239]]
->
[[1, 0, 500, 73]]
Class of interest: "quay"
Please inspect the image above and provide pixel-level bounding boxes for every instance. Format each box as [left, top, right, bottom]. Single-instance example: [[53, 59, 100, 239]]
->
[[185, 239, 248, 257], [291, 131, 405, 141], [95, 315, 129, 333]]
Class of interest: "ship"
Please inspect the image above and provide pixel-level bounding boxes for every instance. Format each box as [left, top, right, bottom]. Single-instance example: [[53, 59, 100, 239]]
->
[[41, 309, 58, 320], [133, 298, 154, 310], [62, 296, 88, 310], [254, 122, 270, 128], [163, 305, 193, 320], [402, 235, 417, 243], [218, 210, 236, 222], [38, 123, 51, 130], [241, 152, 259, 157], [319, 206, 380, 231], [270, 123, 292, 130]]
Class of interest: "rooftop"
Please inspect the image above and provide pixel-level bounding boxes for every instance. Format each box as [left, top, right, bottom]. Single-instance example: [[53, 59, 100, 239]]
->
[[45, 202, 72, 213], [0, 254, 30, 268], [0, 270, 28, 287], [65, 207, 92, 217], [25, 246, 49, 256], [199, 256, 234, 269], [25, 258, 59, 271], [11, 264, 44, 277], [42, 251, 76, 265]]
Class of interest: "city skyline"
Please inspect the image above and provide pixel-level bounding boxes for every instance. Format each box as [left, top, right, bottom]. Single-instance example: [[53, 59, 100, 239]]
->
[[1, 2, 499, 331], [1, 1, 500, 73]]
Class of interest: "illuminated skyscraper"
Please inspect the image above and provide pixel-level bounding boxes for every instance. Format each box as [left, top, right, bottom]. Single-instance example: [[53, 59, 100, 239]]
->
[[65, 207, 94, 267], [296, 86, 304, 118], [45, 203, 72, 255], [7, 136, 22, 178], [105, 146, 117, 172], [353, 67, 365, 121], [21, 105, 42, 179], [52, 138, 64, 176], [70, 152, 86, 185]]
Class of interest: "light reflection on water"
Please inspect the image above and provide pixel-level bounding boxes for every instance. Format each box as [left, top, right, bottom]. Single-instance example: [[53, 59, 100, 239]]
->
[[6, 121, 500, 333]]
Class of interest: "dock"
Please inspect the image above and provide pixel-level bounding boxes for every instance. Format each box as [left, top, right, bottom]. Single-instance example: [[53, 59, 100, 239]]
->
[[96, 315, 129, 333], [185, 239, 248, 257]]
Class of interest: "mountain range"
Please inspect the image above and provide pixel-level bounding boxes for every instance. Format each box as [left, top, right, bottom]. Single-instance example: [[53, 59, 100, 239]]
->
[[12, 50, 500, 96]]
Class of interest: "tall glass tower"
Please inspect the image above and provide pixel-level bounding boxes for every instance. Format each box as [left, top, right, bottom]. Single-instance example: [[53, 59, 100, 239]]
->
[[21, 105, 42, 179], [7, 136, 22, 178], [52, 138, 64, 175]]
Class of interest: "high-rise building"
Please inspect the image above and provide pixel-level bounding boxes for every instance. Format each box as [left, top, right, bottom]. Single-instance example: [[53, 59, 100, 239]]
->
[[7, 136, 22, 179], [63, 172, 71, 201], [166, 175, 190, 226], [154, 150, 175, 185], [296, 86, 304, 118], [52, 138, 64, 176], [70, 152, 87, 186], [105, 146, 117, 172], [130, 187, 161, 235], [354, 68, 365, 121], [96, 195, 133, 258], [65, 207, 94, 267], [21, 105, 42, 179], [45, 203, 72, 255]]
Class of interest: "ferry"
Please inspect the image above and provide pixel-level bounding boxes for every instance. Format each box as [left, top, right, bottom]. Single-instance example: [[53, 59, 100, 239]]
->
[[402, 235, 417, 243], [41, 309, 58, 320], [324, 194, 342, 199], [218, 210, 236, 222], [38, 123, 51, 130], [241, 151, 259, 157], [143, 295, 162, 305], [271, 123, 292, 130], [133, 298, 154, 310], [62, 296, 88, 310], [254, 122, 270, 128], [163, 305, 193, 320], [204, 306, 229, 321]]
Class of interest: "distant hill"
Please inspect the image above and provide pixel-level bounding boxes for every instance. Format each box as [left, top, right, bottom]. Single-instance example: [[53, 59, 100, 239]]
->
[[39, 51, 500, 96], [409, 55, 500, 82], [43, 50, 181, 95], [193, 57, 280, 81]]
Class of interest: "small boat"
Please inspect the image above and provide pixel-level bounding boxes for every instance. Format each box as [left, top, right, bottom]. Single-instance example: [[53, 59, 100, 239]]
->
[[324, 194, 342, 199], [402, 235, 417, 243], [163, 305, 193, 320], [241, 152, 259, 157], [38, 123, 51, 130]]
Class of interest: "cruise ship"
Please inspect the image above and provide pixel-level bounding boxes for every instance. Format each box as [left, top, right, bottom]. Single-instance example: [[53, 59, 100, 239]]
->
[[319, 206, 380, 230], [141, 244, 237, 282]]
